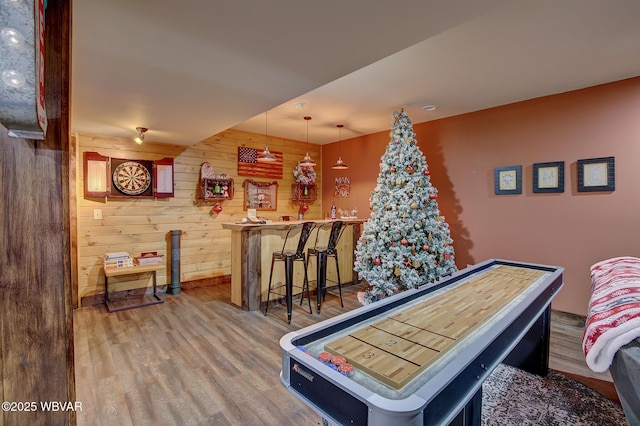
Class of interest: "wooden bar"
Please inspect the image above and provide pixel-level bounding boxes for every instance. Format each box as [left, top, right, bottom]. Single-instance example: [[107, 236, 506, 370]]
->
[[222, 219, 364, 311]]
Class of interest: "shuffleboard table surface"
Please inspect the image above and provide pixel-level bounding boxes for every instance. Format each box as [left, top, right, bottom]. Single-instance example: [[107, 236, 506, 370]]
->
[[324, 265, 545, 389]]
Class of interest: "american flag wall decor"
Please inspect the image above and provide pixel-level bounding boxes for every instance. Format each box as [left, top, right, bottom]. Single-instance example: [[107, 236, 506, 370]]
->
[[237, 147, 283, 179]]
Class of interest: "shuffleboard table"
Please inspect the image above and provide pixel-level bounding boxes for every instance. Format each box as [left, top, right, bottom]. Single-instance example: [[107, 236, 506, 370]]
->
[[280, 259, 563, 426]]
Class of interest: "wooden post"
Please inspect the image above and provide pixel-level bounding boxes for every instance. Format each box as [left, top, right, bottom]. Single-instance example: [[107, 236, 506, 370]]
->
[[0, 0, 75, 424]]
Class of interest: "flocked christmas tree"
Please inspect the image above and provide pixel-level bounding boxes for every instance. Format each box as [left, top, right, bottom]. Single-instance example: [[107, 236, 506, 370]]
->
[[354, 109, 457, 304]]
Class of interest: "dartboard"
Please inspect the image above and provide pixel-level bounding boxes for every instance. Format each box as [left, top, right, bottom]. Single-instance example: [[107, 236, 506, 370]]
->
[[112, 161, 151, 195]]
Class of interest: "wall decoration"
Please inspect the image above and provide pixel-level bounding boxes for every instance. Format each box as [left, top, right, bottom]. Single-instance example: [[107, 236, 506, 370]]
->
[[293, 161, 316, 185], [200, 162, 215, 179], [577, 156, 615, 192], [291, 182, 316, 201], [111, 158, 154, 197], [494, 165, 522, 195], [335, 177, 351, 197], [243, 179, 278, 210], [533, 161, 564, 193], [237, 146, 283, 179], [83, 151, 174, 198], [0, 0, 48, 139], [198, 162, 234, 202]]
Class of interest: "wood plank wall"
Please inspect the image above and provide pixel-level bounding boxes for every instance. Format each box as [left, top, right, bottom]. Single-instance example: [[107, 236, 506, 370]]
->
[[0, 1, 75, 424], [74, 129, 322, 306]]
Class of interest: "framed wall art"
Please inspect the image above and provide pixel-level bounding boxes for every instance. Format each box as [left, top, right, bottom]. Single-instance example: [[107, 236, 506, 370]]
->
[[494, 165, 522, 195], [533, 161, 564, 193], [243, 179, 278, 210], [577, 156, 615, 192]]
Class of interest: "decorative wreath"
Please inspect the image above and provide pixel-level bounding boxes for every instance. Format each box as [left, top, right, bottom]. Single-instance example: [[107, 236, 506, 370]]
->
[[293, 162, 316, 185]]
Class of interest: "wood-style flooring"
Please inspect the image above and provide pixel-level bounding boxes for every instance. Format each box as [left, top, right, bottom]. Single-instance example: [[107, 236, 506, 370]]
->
[[73, 283, 617, 425]]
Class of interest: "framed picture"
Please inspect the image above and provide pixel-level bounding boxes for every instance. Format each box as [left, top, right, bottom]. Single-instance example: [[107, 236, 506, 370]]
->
[[577, 157, 615, 192], [494, 165, 522, 195], [243, 179, 278, 210], [533, 161, 564, 193]]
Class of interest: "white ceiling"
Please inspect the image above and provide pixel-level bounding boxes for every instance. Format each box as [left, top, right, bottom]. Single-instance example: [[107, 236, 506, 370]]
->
[[71, 0, 640, 146]]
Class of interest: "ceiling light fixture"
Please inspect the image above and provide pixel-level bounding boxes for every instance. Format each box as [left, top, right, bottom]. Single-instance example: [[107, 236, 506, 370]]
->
[[134, 127, 148, 144], [257, 110, 277, 163], [331, 124, 348, 170], [299, 116, 316, 167]]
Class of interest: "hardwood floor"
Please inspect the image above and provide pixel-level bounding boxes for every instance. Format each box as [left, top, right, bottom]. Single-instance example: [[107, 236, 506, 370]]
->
[[74, 283, 618, 425]]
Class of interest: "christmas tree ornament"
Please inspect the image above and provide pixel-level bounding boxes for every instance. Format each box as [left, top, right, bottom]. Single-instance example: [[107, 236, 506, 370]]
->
[[424, 169, 430, 176], [412, 259, 421, 268], [373, 258, 381, 265], [429, 193, 437, 199], [410, 202, 418, 209], [400, 238, 408, 246], [394, 267, 401, 277], [422, 244, 429, 251], [390, 166, 396, 173]]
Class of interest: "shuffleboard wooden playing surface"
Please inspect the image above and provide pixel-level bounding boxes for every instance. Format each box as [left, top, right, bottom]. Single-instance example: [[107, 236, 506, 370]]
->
[[324, 265, 545, 389]]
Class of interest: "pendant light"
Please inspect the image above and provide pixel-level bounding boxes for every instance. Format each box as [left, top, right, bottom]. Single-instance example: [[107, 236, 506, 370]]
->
[[331, 124, 349, 170], [299, 116, 316, 167], [257, 110, 277, 163]]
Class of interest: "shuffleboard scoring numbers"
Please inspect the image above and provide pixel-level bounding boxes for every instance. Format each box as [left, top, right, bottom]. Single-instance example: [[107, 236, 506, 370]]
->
[[112, 161, 151, 195]]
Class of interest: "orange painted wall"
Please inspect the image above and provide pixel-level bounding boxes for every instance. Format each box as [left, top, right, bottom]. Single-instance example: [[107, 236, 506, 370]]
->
[[322, 77, 640, 315]]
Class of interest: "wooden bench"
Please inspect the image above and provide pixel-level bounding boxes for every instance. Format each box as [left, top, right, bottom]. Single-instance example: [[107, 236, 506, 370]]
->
[[103, 264, 165, 312]]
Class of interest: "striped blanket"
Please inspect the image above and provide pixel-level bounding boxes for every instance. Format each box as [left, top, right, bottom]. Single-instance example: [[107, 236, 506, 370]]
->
[[582, 256, 640, 372]]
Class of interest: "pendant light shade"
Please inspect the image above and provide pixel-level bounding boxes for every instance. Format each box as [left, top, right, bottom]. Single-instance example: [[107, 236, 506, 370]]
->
[[299, 116, 316, 167], [332, 124, 349, 170], [257, 110, 277, 163]]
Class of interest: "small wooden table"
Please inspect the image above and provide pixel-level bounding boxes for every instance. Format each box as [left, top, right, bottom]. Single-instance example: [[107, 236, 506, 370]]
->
[[103, 264, 165, 312]]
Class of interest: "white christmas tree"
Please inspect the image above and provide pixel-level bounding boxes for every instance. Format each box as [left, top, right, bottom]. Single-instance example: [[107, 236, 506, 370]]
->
[[354, 109, 457, 304]]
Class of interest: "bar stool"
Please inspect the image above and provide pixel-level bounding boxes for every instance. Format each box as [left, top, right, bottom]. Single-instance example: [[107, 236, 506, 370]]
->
[[264, 221, 315, 324], [304, 220, 344, 314]]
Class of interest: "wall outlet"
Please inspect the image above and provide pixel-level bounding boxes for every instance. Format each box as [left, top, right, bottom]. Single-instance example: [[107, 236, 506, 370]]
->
[[93, 209, 102, 220]]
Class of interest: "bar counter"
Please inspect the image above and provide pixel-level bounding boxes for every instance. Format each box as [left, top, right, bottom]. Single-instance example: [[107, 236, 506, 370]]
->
[[222, 219, 365, 311]]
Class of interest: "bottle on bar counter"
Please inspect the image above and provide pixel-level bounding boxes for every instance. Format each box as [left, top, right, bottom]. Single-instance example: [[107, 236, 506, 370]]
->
[[331, 201, 337, 219]]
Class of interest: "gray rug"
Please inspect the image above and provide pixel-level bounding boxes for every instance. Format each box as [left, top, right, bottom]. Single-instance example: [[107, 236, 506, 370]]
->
[[482, 364, 627, 425]]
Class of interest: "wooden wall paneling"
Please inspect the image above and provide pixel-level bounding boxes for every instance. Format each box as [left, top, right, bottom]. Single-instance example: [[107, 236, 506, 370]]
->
[[75, 128, 322, 305], [0, 0, 75, 424]]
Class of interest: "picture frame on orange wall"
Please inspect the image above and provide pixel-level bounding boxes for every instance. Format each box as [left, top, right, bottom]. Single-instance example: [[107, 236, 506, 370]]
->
[[533, 161, 565, 193], [577, 156, 615, 192], [494, 165, 522, 195]]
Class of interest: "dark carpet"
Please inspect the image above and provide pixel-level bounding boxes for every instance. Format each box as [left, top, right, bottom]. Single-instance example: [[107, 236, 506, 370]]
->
[[482, 364, 627, 425]]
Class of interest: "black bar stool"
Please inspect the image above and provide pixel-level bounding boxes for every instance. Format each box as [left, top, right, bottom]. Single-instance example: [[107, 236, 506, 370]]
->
[[304, 220, 344, 313], [264, 221, 315, 324]]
